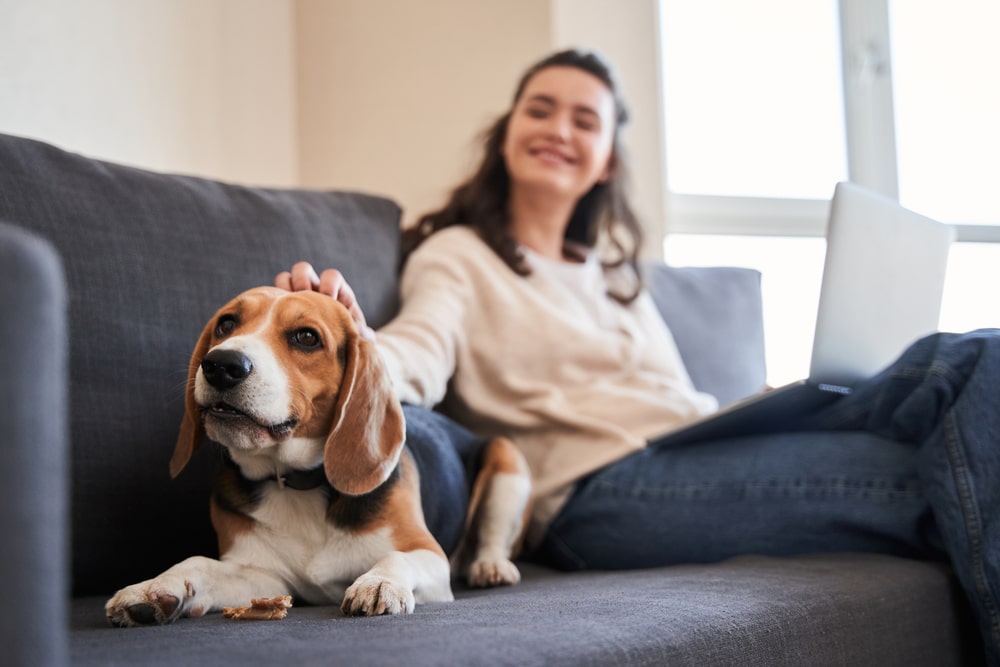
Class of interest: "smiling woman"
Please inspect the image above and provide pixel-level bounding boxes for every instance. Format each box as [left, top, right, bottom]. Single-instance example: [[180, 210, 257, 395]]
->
[[395, 49, 645, 305], [502, 66, 616, 253]]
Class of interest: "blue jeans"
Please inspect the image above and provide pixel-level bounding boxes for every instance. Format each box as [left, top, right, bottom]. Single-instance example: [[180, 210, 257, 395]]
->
[[400, 404, 486, 556], [532, 330, 1000, 664]]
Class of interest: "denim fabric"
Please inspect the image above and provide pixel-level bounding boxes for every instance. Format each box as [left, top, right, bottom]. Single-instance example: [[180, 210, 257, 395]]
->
[[536, 329, 1000, 665], [401, 404, 486, 556]]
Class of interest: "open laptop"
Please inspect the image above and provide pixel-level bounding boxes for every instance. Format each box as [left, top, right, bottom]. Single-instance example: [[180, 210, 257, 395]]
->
[[657, 181, 955, 447]]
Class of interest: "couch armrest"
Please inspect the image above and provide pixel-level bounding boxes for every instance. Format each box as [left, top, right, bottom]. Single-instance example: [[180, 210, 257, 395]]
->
[[644, 262, 767, 406], [0, 222, 69, 666]]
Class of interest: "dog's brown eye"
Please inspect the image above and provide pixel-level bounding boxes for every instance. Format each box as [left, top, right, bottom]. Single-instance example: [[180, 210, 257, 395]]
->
[[215, 315, 238, 337], [291, 328, 322, 350]]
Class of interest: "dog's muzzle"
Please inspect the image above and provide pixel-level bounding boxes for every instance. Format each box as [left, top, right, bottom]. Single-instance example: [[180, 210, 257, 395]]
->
[[198, 348, 298, 440]]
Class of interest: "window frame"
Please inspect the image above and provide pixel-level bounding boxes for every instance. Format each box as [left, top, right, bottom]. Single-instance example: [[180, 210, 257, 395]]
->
[[659, 0, 1000, 244]]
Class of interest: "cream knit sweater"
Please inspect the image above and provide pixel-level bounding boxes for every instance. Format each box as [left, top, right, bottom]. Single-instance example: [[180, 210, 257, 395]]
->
[[376, 226, 718, 542]]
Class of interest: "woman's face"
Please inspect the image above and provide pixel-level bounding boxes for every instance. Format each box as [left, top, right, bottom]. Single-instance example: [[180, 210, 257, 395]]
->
[[502, 66, 616, 204]]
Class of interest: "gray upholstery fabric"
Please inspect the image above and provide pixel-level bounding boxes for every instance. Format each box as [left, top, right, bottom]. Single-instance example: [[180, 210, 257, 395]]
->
[[0, 133, 975, 666], [0, 134, 402, 595], [68, 555, 975, 667], [645, 263, 766, 406], [0, 222, 69, 667]]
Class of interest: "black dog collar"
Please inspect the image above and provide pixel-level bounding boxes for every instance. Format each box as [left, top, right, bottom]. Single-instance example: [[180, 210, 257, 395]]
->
[[270, 466, 329, 491], [221, 448, 329, 491]]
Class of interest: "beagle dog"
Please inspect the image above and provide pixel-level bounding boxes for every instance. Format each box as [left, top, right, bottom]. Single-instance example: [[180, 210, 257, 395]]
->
[[106, 287, 530, 626]]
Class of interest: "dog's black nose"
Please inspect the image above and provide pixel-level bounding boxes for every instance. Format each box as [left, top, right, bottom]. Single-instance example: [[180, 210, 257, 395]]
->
[[201, 349, 253, 390]]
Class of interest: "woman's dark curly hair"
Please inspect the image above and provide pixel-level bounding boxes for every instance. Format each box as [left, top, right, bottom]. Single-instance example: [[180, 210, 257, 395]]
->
[[403, 48, 643, 303]]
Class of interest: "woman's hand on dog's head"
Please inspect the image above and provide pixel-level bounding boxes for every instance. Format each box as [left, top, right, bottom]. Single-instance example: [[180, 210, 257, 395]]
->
[[275, 261, 375, 341]]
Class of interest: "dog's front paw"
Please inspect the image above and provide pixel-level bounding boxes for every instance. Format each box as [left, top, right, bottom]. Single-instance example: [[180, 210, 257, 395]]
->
[[467, 558, 521, 588], [105, 576, 192, 627], [341, 574, 415, 616]]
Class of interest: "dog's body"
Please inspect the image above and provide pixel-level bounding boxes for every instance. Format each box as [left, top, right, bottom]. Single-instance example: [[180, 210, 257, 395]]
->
[[106, 287, 530, 626]]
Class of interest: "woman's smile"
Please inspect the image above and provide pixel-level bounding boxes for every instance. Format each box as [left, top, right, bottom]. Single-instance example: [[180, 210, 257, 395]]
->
[[529, 144, 577, 166]]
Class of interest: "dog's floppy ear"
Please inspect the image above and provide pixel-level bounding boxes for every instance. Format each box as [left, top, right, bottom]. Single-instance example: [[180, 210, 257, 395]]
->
[[324, 332, 405, 496], [170, 318, 215, 479]]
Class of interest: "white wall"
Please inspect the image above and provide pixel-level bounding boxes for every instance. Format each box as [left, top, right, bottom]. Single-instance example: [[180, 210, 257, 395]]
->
[[0, 0, 299, 186], [0, 0, 667, 250]]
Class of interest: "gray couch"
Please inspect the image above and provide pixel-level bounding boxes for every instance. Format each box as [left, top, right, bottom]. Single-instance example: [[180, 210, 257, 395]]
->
[[0, 132, 982, 666]]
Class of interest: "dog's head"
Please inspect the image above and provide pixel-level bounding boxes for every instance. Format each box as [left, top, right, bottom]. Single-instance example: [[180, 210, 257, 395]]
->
[[171, 286, 404, 496]]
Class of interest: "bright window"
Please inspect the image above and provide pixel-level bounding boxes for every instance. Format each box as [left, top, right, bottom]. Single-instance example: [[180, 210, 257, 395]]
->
[[665, 235, 1000, 386], [661, 0, 846, 199], [890, 0, 1000, 224], [659, 0, 1000, 386], [664, 235, 825, 386]]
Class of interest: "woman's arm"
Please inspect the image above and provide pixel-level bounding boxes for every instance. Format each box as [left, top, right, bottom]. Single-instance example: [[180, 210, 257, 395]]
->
[[374, 243, 472, 407]]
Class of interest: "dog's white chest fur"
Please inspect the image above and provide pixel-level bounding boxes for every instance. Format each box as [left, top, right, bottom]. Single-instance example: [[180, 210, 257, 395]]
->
[[224, 487, 394, 604]]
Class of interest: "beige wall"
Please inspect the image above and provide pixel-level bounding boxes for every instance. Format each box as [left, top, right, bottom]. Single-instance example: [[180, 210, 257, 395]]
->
[[295, 0, 553, 225], [0, 0, 299, 186], [296, 0, 668, 247], [0, 0, 666, 252]]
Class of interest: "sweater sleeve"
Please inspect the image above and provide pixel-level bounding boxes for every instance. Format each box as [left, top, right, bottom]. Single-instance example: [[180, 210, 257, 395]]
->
[[374, 233, 472, 407]]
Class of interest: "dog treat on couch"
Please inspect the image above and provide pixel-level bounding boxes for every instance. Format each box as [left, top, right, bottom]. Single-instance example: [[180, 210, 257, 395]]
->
[[222, 596, 293, 621]]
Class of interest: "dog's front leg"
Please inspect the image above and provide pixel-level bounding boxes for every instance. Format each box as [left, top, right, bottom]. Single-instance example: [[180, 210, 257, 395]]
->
[[341, 549, 452, 616], [105, 556, 289, 627]]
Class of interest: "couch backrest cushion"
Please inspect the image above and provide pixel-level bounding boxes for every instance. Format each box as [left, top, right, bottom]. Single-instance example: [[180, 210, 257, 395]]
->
[[0, 133, 402, 595], [645, 263, 767, 406], [0, 132, 769, 596]]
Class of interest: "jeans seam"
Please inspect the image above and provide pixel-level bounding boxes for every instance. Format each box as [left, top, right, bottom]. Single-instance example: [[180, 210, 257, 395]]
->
[[892, 360, 956, 382], [589, 477, 922, 502], [540, 524, 589, 571], [944, 411, 1000, 649]]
